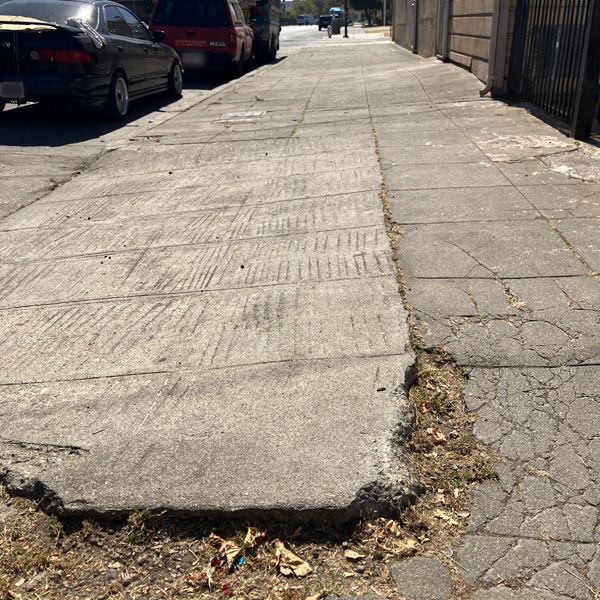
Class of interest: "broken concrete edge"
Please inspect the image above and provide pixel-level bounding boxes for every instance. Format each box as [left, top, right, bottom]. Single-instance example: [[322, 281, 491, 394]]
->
[[0, 361, 424, 523]]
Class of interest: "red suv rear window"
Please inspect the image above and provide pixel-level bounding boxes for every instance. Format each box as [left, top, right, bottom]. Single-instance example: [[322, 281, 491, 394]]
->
[[152, 0, 231, 27]]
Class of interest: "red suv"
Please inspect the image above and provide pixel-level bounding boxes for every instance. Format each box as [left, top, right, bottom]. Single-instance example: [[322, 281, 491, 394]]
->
[[149, 0, 253, 77]]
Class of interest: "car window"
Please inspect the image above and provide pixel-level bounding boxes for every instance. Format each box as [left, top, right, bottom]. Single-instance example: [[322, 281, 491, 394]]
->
[[228, 2, 236, 23], [233, 4, 245, 24], [152, 0, 231, 28], [104, 5, 132, 37], [117, 7, 152, 41], [0, 0, 98, 28]]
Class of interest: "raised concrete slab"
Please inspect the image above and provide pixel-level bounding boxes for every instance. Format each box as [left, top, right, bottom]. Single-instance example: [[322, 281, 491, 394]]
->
[[2, 356, 416, 519], [0, 42, 421, 520]]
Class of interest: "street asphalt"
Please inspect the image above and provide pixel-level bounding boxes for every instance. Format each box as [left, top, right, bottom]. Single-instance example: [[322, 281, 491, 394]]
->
[[2, 24, 600, 599]]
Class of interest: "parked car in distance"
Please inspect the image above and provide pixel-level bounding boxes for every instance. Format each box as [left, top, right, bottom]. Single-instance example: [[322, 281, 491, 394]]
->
[[239, 0, 278, 64], [317, 14, 331, 29], [149, 0, 253, 77], [296, 13, 315, 25], [0, 0, 182, 119]]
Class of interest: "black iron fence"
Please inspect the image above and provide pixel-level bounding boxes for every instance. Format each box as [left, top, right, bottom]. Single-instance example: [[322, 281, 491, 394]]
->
[[508, 0, 600, 139]]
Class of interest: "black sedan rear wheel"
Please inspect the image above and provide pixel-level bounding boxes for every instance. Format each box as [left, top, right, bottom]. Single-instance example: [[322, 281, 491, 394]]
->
[[105, 72, 129, 121], [168, 62, 183, 98]]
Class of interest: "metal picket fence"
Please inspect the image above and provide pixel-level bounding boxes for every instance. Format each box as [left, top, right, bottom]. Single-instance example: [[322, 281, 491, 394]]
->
[[508, 0, 600, 138]]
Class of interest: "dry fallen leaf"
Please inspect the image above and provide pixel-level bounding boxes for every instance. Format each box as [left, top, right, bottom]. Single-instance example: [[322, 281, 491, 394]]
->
[[376, 529, 388, 541], [221, 540, 243, 569], [343, 571, 355, 577], [208, 533, 224, 547], [398, 539, 419, 554], [243, 526, 261, 549], [274, 540, 312, 577], [108, 562, 122, 569], [445, 452, 462, 459], [433, 490, 445, 505], [431, 428, 447, 444], [449, 430, 460, 438], [384, 520, 398, 533], [434, 510, 451, 521], [344, 550, 366, 561], [306, 595, 321, 600]]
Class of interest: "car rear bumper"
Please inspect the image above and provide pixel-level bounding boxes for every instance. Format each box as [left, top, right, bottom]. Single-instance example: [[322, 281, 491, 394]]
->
[[178, 51, 233, 69], [0, 71, 105, 108]]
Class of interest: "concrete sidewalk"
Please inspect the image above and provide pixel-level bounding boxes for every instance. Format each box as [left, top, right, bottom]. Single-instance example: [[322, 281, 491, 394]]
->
[[0, 40, 420, 521], [1, 34, 600, 598], [378, 51, 600, 600]]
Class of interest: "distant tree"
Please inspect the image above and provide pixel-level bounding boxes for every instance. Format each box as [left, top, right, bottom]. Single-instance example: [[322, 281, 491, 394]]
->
[[295, 0, 320, 16], [312, 0, 325, 15], [323, 0, 341, 12], [349, 0, 381, 25]]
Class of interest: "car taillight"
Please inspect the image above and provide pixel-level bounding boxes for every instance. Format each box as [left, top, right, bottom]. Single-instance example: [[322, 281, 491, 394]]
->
[[55, 50, 92, 64], [32, 49, 92, 64], [229, 30, 237, 52]]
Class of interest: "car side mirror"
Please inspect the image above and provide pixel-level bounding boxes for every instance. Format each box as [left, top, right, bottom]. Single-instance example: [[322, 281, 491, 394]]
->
[[153, 30, 166, 43]]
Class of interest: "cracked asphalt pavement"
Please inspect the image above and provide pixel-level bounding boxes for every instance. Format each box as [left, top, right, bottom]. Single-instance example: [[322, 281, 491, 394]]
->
[[1, 24, 600, 599], [384, 54, 600, 600]]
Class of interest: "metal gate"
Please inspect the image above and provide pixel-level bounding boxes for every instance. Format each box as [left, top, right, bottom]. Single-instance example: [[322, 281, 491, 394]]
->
[[508, 0, 600, 138]]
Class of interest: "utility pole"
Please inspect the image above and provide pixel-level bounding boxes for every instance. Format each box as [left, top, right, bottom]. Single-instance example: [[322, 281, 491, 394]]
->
[[344, 0, 348, 37], [383, 0, 386, 27]]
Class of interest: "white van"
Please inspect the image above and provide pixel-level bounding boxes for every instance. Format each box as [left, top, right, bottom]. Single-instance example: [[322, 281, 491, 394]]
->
[[297, 14, 316, 25]]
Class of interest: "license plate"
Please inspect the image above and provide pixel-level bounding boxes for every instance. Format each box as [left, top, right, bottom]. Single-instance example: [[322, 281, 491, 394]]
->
[[0, 81, 25, 101], [209, 41, 226, 47], [175, 39, 207, 48]]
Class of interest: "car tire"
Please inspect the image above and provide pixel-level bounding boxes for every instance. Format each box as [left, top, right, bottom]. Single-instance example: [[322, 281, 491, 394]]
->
[[269, 38, 276, 62], [230, 46, 244, 79], [167, 61, 183, 98], [245, 44, 254, 71], [104, 72, 129, 121]]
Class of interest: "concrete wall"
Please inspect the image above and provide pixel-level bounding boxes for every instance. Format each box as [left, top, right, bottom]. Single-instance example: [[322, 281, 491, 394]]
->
[[447, 0, 493, 82], [392, 0, 412, 51], [392, 0, 493, 79], [392, 0, 439, 58]]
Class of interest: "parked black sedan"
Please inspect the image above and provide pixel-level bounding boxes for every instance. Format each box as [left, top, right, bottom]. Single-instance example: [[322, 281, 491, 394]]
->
[[0, 0, 183, 119]]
